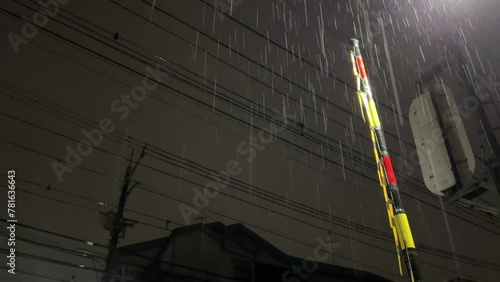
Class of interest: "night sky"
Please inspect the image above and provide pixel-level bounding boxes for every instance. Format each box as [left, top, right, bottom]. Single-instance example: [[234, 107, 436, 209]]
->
[[1, 0, 500, 281]]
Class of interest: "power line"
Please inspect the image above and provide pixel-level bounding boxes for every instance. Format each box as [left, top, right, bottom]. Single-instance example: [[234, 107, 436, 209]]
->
[[0, 0, 500, 280], [0, 247, 164, 282], [0, 0, 500, 270], [0, 180, 400, 280], [15, 0, 497, 226], [136, 0, 405, 121], [0, 2, 450, 203], [0, 181, 490, 281], [6, 175, 179, 228], [2, 78, 495, 241], [0, 266, 68, 282], [65, 0, 455, 209], [4, 209, 389, 280], [1, 103, 498, 248], [1, 137, 498, 274], [0, 28, 496, 242], [19, 0, 426, 191], [1, 6, 495, 233], [9, 0, 498, 229], [0, 61, 496, 236], [2, 182, 488, 282], [0, 136, 398, 256], [105, 0, 423, 165], [3, 233, 247, 282], [49, 3, 500, 225], [0, 33, 496, 274]]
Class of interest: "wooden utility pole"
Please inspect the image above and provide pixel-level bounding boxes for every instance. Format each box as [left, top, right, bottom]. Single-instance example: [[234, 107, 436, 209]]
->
[[101, 145, 146, 282]]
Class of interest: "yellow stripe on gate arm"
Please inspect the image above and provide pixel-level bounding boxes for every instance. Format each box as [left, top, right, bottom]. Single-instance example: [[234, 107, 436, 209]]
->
[[382, 184, 403, 275], [390, 216, 403, 276], [368, 100, 381, 127], [394, 213, 416, 249], [358, 93, 375, 129], [357, 92, 366, 123]]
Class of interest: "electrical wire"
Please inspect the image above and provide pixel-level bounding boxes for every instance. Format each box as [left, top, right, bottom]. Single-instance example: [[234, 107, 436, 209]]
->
[[1, 97, 498, 247], [0, 184, 489, 281], [0, 247, 218, 282], [138, 0, 406, 121], [17, 0, 498, 225], [0, 266, 68, 282], [55, 0, 500, 224], [0, 136, 498, 274], [104, 0, 426, 171], [0, 2, 498, 278], [0, 46, 496, 268], [1, 5, 495, 232]]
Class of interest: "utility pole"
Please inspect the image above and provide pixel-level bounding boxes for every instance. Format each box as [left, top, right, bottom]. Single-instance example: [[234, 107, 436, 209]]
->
[[101, 145, 146, 282]]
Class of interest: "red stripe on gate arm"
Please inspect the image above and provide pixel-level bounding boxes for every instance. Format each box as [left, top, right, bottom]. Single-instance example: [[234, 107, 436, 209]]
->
[[382, 156, 397, 185], [356, 58, 367, 79]]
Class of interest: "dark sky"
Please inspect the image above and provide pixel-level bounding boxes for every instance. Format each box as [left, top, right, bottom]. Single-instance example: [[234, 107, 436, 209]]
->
[[1, 0, 500, 281]]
